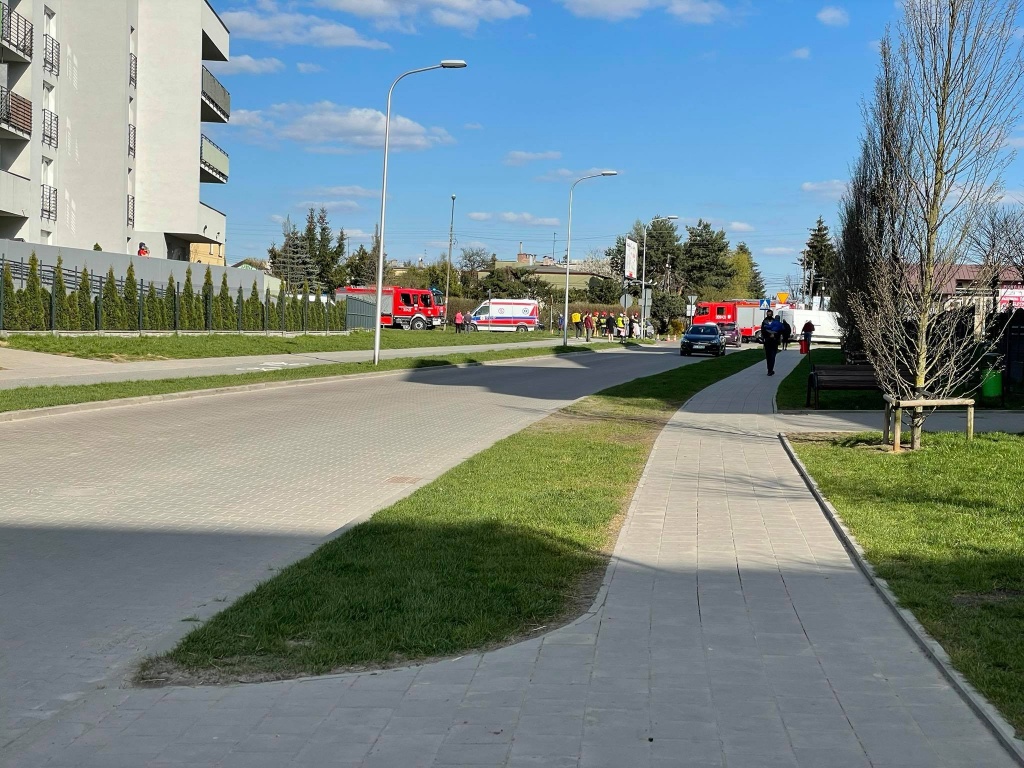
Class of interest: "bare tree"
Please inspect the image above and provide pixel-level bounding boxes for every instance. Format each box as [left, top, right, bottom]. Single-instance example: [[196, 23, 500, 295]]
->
[[847, 0, 1024, 450]]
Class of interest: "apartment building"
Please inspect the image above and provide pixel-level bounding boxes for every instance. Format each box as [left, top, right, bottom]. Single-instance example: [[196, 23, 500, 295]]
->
[[0, 0, 230, 260]]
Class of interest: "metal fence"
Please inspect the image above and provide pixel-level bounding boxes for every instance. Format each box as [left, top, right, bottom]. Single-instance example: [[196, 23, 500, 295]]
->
[[0, 255, 347, 335]]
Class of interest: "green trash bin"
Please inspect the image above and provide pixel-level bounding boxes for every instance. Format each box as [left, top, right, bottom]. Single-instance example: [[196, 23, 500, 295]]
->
[[981, 365, 1002, 398]]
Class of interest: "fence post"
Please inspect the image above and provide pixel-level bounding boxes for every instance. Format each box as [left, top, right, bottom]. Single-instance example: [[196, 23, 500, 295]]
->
[[138, 278, 144, 332], [174, 282, 180, 331], [96, 274, 104, 331]]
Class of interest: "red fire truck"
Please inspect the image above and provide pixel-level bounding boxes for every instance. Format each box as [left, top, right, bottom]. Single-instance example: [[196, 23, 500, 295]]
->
[[691, 300, 765, 342], [341, 286, 445, 330]]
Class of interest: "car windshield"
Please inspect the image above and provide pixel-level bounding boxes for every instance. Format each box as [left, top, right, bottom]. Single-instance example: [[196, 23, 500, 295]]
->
[[687, 326, 718, 336]]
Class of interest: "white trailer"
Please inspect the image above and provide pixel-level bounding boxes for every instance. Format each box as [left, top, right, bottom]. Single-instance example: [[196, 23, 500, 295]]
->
[[776, 308, 842, 344]]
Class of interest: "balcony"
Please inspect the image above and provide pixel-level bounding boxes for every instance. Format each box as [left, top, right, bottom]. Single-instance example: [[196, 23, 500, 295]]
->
[[1, 4, 32, 62], [0, 169, 32, 217], [127, 194, 135, 229], [43, 33, 59, 76], [128, 124, 136, 159], [200, 135, 228, 184], [129, 53, 137, 89], [202, 0, 229, 62], [0, 86, 31, 139], [41, 184, 56, 221], [201, 66, 230, 123], [42, 108, 58, 149]]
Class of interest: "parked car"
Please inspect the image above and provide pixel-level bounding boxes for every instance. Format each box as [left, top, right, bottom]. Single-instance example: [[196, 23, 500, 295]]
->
[[717, 322, 742, 347], [680, 324, 727, 356]]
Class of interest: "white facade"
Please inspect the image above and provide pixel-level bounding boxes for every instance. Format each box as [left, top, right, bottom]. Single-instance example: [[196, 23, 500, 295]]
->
[[0, 0, 230, 260]]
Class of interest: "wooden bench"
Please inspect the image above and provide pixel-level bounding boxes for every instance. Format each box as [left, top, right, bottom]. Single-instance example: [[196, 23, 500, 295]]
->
[[806, 365, 880, 408], [883, 394, 975, 452]]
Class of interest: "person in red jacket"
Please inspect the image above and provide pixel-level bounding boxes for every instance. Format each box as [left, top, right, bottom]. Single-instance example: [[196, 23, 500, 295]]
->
[[454, 310, 463, 334]]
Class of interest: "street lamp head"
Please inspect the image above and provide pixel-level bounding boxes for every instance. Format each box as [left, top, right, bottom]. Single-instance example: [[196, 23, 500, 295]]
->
[[452, 194, 456, 200], [600, 170, 618, 176], [440, 60, 468, 68]]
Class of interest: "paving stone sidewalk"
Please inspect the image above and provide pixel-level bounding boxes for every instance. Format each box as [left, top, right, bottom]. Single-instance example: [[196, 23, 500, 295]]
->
[[7, 351, 1020, 767]]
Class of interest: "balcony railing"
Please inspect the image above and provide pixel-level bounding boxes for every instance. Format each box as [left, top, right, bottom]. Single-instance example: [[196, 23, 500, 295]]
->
[[42, 108, 58, 149], [200, 134, 229, 183], [41, 184, 57, 221], [43, 33, 59, 76], [1, 4, 33, 60], [128, 124, 136, 158], [0, 86, 31, 136], [129, 53, 137, 89], [127, 194, 135, 229], [201, 66, 230, 121]]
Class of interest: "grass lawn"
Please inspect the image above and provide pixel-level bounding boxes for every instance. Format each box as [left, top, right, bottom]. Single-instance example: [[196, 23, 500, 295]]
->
[[140, 349, 763, 683], [0, 346, 585, 415], [793, 432, 1024, 732], [3, 328, 565, 361]]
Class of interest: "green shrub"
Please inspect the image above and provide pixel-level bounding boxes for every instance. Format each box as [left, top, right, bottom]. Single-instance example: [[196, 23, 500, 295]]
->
[[180, 267, 196, 330], [23, 253, 47, 330], [201, 267, 214, 331], [77, 268, 94, 331], [245, 280, 261, 331], [163, 273, 177, 330], [124, 262, 139, 330], [217, 274, 232, 331], [102, 267, 127, 330], [53, 255, 70, 331]]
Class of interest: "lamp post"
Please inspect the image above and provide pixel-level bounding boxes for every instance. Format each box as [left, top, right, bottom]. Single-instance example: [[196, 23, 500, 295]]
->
[[372, 60, 467, 365], [563, 171, 617, 347], [445, 194, 455, 328], [641, 214, 678, 330]]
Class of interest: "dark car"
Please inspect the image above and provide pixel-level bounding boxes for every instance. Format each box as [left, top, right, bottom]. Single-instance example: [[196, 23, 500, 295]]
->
[[680, 324, 727, 356], [718, 322, 742, 347]]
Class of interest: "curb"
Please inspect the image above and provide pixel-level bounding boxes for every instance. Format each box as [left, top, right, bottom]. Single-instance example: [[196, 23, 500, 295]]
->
[[779, 433, 1024, 765], [0, 349, 597, 424]]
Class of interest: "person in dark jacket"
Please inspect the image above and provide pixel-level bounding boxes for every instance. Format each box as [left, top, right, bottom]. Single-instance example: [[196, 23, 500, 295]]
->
[[780, 318, 792, 351], [761, 311, 783, 376]]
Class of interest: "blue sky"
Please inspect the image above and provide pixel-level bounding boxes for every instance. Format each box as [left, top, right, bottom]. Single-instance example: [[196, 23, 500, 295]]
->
[[203, 0, 1023, 294]]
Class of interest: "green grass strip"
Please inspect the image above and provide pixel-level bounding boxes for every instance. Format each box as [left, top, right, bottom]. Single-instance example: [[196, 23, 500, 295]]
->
[[0, 346, 586, 415], [145, 349, 762, 682], [4, 329, 564, 361], [794, 433, 1024, 733], [775, 348, 887, 410]]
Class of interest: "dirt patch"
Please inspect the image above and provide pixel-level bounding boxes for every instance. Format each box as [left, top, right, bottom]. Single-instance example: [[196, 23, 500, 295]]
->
[[951, 590, 1024, 608]]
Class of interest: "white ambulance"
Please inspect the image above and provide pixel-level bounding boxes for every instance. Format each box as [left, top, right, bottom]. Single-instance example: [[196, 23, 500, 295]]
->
[[468, 299, 540, 332]]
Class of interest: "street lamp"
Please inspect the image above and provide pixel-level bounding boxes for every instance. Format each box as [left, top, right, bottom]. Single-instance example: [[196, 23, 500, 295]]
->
[[641, 215, 678, 329], [372, 60, 467, 365], [564, 171, 617, 347], [445, 194, 456, 327]]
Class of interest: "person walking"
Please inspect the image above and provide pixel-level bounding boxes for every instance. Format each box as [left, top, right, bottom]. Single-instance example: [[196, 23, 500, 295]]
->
[[454, 310, 463, 334], [800, 319, 815, 355], [780, 318, 792, 351], [584, 312, 594, 342], [571, 310, 583, 339], [761, 310, 783, 376], [605, 312, 616, 340]]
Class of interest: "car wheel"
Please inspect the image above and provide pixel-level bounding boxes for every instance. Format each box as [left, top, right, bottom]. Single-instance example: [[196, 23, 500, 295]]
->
[[410, 317, 427, 331], [516, 324, 528, 333]]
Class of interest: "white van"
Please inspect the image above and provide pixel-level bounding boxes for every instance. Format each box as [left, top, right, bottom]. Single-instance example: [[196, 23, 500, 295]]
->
[[776, 308, 842, 344], [469, 299, 540, 332]]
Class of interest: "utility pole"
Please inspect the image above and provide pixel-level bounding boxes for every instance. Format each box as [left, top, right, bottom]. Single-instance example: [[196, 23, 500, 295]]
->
[[445, 194, 455, 324]]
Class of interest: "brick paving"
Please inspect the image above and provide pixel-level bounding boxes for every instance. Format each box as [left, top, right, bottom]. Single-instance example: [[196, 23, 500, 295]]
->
[[4, 348, 1020, 767]]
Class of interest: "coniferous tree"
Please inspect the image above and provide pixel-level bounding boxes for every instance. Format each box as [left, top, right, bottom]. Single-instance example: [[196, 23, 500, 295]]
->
[[180, 267, 196, 330], [217, 273, 233, 330], [143, 282, 158, 329], [102, 266, 127, 330], [1, 262, 18, 329], [52, 255, 69, 330], [23, 253, 47, 330], [164, 273, 177, 330], [77, 268, 94, 330], [202, 267, 214, 330], [235, 285, 244, 330], [316, 207, 343, 289], [800, 217, 837, 301], [123, 262, 139, 330], [276, 282, 287, 331], [674, 220, 735, 297], [246, 280, 261, 330]]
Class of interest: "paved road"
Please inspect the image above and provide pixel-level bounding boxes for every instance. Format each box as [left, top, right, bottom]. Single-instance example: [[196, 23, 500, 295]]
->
[[6, 350, 1019, 767], [0, 344, 691, 755], [0, 336, 600, 390]]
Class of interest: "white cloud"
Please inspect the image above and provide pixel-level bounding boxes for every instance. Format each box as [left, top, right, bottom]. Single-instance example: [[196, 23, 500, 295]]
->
[[311, 185, 378, 197], [499, 212, 561, 226], [504, 150, 562, 166], [210, 55, 285, 75], [763, 247, 797, 255], [231, 109, 271, 129], [728, 221, 754, 232], [790, 47, 811, 59], [221, 8, 390, 48], [238, 102, 455, 152], [295, 200, 361, 211], [346, 228, 373, 240], [464, 122, 484, 130], [467, 212, 493, 221], [801, 179, 847, 199], [816, 6, 849, 26], [297, 62, 325, 73], [559, 0, 726, 23], [535, 167, 613, 182], [1005, 136, 1024, 148], [313, 0, 529, 32]]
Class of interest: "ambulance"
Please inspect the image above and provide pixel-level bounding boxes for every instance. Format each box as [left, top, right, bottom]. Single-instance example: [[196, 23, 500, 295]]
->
[[468, 299, 539, 332]]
